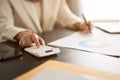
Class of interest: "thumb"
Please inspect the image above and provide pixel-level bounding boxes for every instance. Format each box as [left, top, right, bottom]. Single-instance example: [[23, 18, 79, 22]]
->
[[88, 21, 94, 31]]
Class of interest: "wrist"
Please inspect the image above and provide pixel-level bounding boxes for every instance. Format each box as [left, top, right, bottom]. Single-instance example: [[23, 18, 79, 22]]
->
[[14, 30, 32, 41]]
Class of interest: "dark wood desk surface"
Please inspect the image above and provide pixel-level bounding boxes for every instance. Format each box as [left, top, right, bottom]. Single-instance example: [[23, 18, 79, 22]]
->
[[0, 28, 120, 80]]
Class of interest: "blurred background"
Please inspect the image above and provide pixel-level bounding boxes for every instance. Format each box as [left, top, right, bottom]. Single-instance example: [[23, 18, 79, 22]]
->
[[67, 0, 120, 22]]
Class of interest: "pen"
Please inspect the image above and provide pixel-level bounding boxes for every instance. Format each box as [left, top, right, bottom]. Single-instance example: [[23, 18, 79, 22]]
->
[[82, 13, 91, 33]]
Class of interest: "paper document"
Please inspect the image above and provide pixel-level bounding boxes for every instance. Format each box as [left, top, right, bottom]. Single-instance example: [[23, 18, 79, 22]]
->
[[48, 32, 120, 56], [30, 68, 104, 80], [94, 22, 120, 33]]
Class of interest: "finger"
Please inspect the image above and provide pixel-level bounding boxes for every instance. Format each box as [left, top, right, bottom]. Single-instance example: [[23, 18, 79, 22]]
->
[[19, 39, 22, 47], [32, 33, 41, 47], [23, 37, 30, 48], [39, 37, 45, 45], [26, 36, 33, 47], [19, 38, 26, 48], [81, 27, 89, 34], [88, 21, 94, 32], [31, 43, 36, 46], [74, 22, 84, 30]]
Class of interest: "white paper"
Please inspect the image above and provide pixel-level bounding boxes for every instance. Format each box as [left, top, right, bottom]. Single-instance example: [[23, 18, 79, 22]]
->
[[48, 30, 120, 56], [94, 22, 120, 33], [30, 68, 105, 80]]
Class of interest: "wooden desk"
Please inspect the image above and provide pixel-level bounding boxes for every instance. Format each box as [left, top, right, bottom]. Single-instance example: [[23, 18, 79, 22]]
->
[[0, 28, 120, 80], [15, 60, 120, 80]]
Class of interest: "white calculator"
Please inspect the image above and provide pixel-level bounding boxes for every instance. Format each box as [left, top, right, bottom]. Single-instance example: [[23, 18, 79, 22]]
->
[[24, 45, 60, 57]]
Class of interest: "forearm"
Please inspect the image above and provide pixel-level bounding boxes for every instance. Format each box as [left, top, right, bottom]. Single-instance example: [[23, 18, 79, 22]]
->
[[56, 0, 82, 28], [0, 24, 27, 41]]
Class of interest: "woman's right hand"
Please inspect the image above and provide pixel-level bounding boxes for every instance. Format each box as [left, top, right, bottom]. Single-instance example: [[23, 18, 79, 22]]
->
[[14, 30, 45, 48]]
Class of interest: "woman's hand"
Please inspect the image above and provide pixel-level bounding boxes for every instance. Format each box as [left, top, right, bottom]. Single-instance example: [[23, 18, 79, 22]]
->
[[14, 30, 45, 48], [73, 21, 94, 33]]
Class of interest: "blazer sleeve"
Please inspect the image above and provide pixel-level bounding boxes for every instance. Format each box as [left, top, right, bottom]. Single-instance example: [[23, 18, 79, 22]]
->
[[56, 0, 83, 28], [0, 0, 26, 42]]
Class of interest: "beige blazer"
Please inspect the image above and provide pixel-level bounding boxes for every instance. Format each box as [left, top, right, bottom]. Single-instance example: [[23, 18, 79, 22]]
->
[[0, 0, 82, 41], [66, 0, 83, 17]]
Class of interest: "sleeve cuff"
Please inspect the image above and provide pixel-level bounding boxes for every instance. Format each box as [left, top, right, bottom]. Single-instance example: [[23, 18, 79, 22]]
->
[[3, 25, 27, 41]]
